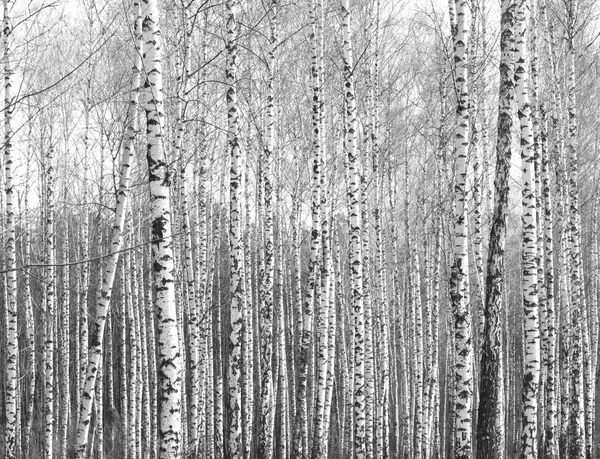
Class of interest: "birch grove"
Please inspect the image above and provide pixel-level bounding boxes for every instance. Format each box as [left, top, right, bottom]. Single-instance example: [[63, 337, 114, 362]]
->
[[1, 0, 600, 458]]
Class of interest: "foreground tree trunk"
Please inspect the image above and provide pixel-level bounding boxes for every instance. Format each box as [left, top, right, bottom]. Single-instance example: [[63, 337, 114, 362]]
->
[[476, 0, 514, 457], [21, 154, 35, 458], [43, 146, 56, 459], [566, 1, 585, 456], [259, 2, 278, 456], [141, 0, 183, 456], [291, 1, 323, 457], [225, 1, 244, 457], [3, 0, 18, 455], [341, 1, 367, 457], [514, 0, 541, 456], [449, 0, 473, 457]]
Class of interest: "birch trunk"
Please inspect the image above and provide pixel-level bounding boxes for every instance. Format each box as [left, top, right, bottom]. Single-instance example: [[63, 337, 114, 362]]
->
[[142, 0, 183, 456], [322, 226, 336, 457], [566, 3, 585, 455], [341, 1, 366, 456], [450, 0, 473, 457], [311, 184, 330, 459], [276, 190, 289, 459], [59, 224, 70, 459], [541, 103, 558, 458], [514, 0, 541, 455], [225, 1, 244, 457], [43, 146, 56, 459], [3, 0, 18, 454], [291, 1, 322, 457], [259, 3, 278, 456], [120, 259, 129, 459], [22, 155, 35, 458]]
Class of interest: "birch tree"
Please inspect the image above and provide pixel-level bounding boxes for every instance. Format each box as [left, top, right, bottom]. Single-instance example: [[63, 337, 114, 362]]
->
[[514, 0, 541, 455], [3, 1, 18, 455], [225, 1, 245, 457], [291, 1, 323, 457], [341, 1, 367, 456], [258, 2, 278, 456], [43, 145, 56, 459], [142, 0, 183, 456], [449, 0, 473, 457], [566, 1, 585, 456]]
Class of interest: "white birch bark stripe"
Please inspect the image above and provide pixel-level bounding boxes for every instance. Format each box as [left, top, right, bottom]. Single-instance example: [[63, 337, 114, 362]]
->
[[291, 0, 322, 457], [44, 147, 56, 459], [226, 0, 244, 457], [341, 0, 366, 457], [566, 1, 585, 454], [142, 0, 183, 456], [3, 0, 18, 455], [450, 0, 473, 457], [259, 2, 278, 456]]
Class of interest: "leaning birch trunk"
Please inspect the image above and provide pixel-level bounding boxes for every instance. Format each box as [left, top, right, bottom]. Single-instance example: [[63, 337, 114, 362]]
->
[[341, 1, 366, 456], [74, 1, 142, 454], [291, 1, 323, 457], [476, 0, 514, 456], [259, 2, 278, 456], [450, 0, 473, 457], [3, 0, 18, 455], [514, 0, 541, 455], [141, 0, 183, 456], [225, 1, 244, 457]]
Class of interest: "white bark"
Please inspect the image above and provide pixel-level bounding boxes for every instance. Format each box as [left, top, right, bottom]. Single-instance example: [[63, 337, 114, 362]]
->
[[259, 3, 278, 456], [225, 1, 244, 457], [3, 1, 17, 455], [514, 0, 541, 455], [291, 1, 323, 457], [142, 0, 183, 456], [450, 0, 473, 456], [342, 1, 366, 456], [43, 147, 56, 459]]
